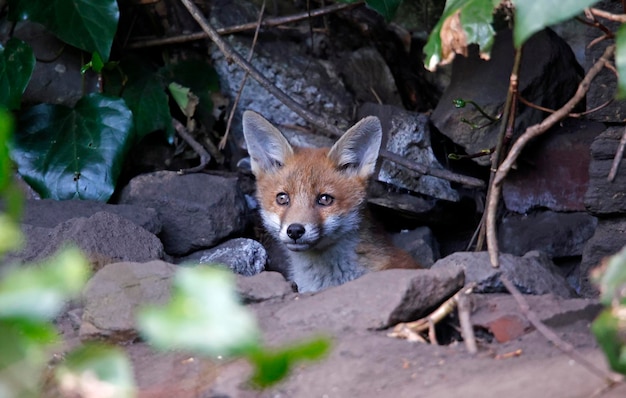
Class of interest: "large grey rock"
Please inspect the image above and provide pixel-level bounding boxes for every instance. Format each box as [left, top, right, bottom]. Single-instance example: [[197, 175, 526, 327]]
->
[[118, 171, 248, 256], [502, 120, 604, 213], [498, 211, 597, 258], [359, 103, 459, 201], [432, 251, 575, 298], [3, 211, 164, 270], [209, 0, 354, 160], [179, 238, 267, 276], [431, 29, 582, 166], [268, 266, 464, 333], [20, 198, 162, 235], [579, 218, 626, 297], [80, 260, 177, 342], [585, 127, 626, 215]]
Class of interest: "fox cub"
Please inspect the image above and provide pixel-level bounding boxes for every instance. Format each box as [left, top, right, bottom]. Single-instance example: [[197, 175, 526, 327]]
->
[[243, 111, 420, 293]]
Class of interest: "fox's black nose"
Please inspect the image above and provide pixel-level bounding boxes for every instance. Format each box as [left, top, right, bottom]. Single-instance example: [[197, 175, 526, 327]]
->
[[286, 223, 306, 240]]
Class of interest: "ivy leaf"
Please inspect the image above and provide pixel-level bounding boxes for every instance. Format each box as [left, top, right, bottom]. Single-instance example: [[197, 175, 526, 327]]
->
[[247, 338, 330, 388], [7, 0, 119, 61], [0, 38, 35, 110], [0, 246, 90, 320], [365, 0, 402, 21], [512, 0, 599, 48], [616, 25, 626, 99], [592, 310, 626, 375], [137, 266, 260, 358], [11, 93, 133, 201], [105, 57, 174, 143], [423, 0, 497, 71], [55, 344, 136, 398]]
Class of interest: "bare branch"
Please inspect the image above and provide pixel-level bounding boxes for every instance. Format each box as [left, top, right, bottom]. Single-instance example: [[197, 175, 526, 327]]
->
[[486, 45, 615, 267], [608, 126, 626, 182], [173, 119, 211, 174], [128, 2, 364, 49]]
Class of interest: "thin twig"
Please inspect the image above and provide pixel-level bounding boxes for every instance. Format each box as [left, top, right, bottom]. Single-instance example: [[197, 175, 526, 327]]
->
[[379, 149, 485, 188], [178, 0, 345, 137], [589, 7, 626, 23], [475, 48, 522, 251], [219, 1, 266, 151], [608, 126, 626, 182], [486, 45, 615, 267], [172, 119, 211, 174], [500, 275, 620, 385], [457, 290, 477, 354], [127, 2, 364, 49], [388, 284, 476, 345], [517, 94, 613, 117]]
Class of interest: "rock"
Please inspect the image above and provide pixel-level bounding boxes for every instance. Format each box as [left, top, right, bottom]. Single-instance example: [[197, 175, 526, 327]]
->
[[235, 271, 294, 303], [338, 47, 403, 107], [471, 293, 601, 343], [118, 171, 248, 256], [583, 1, 626, 122], [4, 212, 164, 270], [80, 261, 177, 342], [431, 29, 582, 166], [432, 251, 575, 298], [209, 0, 354, 162], [20, 198, 162, 235], [269, 266, 464, 333], [391, 226, 440, 267], [502, 119, 604, 213], [358, 103, 459, 201], [498, 210, 597, 258], [178, 238, 267, 276], [579, 218, 626, 297], [585, 127, 626, 215]]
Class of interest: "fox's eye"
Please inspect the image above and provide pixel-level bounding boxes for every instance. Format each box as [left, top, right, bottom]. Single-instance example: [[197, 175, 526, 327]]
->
[[276, 192, 290, 206], [317, 194, 334, 206]]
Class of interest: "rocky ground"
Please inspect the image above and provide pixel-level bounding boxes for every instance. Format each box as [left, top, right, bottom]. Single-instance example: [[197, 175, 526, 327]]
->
[[4, 192, 624, 397]]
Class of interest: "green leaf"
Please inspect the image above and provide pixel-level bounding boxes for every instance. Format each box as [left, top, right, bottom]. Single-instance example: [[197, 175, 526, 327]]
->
[[0, 318, 58, 396], [11, 93, 133, 201], [137, 266, 260, 357], [81, 51, 105, 74], [247, 337, 330, 388], [160, 59, 219, 131], [616, 25, 626, 99], [0, 38, 35, 110], [595, 245, 626, 306], [512, 0, 599, 48], [0, 246, 90, 320], [0, 215, 23, 255], [7, 0, 119, 61], [105, 57, 174, 143], [592, 310, 626, 375], [423, 0, 497, 71], [56, 344, 136, 398], [365, 0, 402, 21], [0, 109, 23, 222]]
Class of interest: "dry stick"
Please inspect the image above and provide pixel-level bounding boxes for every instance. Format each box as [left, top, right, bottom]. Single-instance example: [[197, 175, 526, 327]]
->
[[127, 1, 363, 49], [608, 126, 626, 182], [178, 0, 344, 137], [379, 149, 485, 188], [486, 45, 616, 267], [457, 290, 477, 354], [219, 1, 266, 151], [172, 119, 211, 174], [589, 7, 626, 23], [474, 48, 523, 251], [500, 275, 620, 385]]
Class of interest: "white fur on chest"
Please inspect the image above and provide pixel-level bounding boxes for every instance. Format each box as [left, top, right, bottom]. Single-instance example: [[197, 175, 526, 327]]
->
[[287, 238, 368, 293]]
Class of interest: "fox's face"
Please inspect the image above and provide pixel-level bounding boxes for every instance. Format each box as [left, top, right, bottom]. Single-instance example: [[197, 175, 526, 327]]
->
[[243, 111, 382, 253]]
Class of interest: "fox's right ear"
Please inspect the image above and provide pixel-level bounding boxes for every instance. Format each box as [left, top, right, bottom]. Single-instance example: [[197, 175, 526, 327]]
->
[[242, 111, 294, 176]]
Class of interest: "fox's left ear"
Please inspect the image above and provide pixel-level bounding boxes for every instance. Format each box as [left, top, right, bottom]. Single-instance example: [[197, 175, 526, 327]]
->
[[328, 116, 382, 178]]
